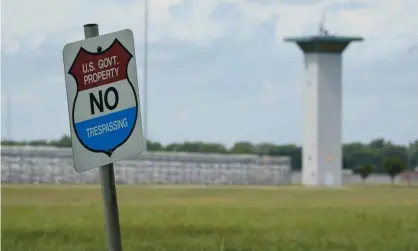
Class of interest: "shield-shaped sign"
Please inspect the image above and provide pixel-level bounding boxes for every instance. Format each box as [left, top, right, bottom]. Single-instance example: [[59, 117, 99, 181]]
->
[[63, 29, 144, 172], [68, 38, 138, 157]]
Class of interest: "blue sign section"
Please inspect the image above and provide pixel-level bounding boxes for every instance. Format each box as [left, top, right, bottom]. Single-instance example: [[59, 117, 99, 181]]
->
[[74, 107, 137, 152]]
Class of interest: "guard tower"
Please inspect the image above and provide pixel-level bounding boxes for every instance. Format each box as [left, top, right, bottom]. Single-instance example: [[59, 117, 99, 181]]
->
[[284, 25, 363, 187]]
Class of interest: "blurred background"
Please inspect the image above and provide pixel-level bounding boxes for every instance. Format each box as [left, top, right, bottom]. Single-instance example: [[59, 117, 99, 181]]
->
[[1, 0, 417, 185]]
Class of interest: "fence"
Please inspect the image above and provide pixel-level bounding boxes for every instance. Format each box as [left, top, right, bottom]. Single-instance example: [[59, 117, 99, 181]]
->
[[1, 146, 292, 185]]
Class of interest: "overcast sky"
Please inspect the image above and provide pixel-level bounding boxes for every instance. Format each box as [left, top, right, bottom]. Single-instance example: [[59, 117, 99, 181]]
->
[[1, 0, 417, 147]]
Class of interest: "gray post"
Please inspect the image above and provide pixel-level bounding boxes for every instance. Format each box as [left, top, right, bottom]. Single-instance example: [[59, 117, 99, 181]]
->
[[143, 0, 149, 151], [407, 141, 410, 170], [83, 23, 123, 251]]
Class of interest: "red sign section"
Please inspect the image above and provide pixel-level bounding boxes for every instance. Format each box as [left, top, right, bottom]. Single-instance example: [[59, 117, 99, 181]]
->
[[69, 39, 133, 92]]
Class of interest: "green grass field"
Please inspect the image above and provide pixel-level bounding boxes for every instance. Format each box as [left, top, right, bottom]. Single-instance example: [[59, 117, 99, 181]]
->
[[2, 185, 418, 251]]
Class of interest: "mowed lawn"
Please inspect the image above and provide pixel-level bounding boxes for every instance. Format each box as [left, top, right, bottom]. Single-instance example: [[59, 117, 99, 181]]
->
[[2, 185, 418, 251]]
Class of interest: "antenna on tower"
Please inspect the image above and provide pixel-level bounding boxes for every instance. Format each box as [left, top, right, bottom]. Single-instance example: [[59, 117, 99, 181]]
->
[[319, 10, 329, 36]]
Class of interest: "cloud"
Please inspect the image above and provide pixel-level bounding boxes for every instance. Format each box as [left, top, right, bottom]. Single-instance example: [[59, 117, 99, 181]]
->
[[1, 0, 417, 145], [235, 0, 418, 57], [1, 0, 184, 54], [3, 0, 417, 55], [1, 0, 244, 53]]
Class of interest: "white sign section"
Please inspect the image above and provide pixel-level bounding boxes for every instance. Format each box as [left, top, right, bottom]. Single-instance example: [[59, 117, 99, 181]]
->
[[62, 29, 145, 172]]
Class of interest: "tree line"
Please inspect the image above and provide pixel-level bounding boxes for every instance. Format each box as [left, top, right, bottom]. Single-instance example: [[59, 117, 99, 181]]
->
[[2, 136, 417, 174]]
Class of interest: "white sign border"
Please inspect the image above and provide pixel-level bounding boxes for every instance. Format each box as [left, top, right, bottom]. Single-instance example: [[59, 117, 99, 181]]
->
[[62, 29, 145, 173]]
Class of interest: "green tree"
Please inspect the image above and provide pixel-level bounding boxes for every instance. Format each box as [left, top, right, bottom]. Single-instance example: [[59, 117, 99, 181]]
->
[[1, 136, 417, 174], [229, 141, 254, 154], [355, 164, 374, 184], [165, 143, 183, 152], [383, 157, 406, 185], [28, 140, 48, 146], [147, 140, 164, 151], [1, 140, 25, 146], [271, 144, 301, 170], [368, 138, 389, 149], [199, 143, 227, 153], [407, 140, 418, 169], [49, 135, 72, 147]]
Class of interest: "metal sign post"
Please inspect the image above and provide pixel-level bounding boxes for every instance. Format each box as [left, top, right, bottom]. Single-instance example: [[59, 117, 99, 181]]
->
[[83, 23, 123, 251], [99, 163, 123, 251], [63, 22, 144, 250]]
